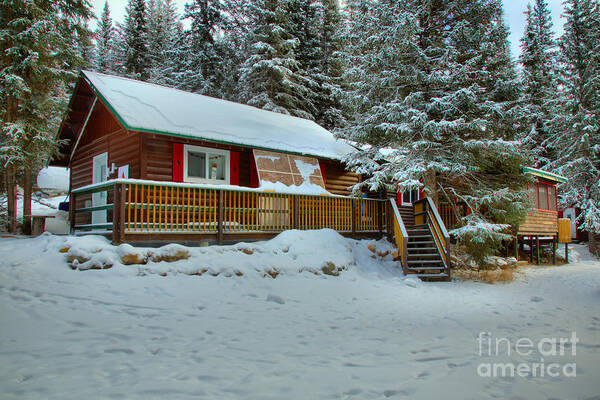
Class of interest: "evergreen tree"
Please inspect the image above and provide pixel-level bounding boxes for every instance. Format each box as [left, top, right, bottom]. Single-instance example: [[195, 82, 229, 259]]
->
[[170, 0, 230, 96], [340, 0, 530, 262], [78, 20, 96, 69], [146, 0, 182, 85], [0, 0, 94, 233], [288, 0, 345, 130], [96, 1, 115, 74], [548, 0, 600, 253], [239, 0, 318, 119], [119, 0, 150, 80], [519, 0, 559, 167], [313, 0, 346, 130]]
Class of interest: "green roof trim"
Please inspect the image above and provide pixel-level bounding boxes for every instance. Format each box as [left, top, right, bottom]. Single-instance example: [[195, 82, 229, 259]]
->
[[80, 71, 348, 162], [523, 166, 568, 183]]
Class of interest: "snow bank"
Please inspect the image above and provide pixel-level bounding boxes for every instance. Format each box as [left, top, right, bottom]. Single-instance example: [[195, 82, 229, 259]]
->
[[37, 167, 69, 193], [1, 187, 69, 234], [61, 229, 399, 278], [2, 234, 599, 399]]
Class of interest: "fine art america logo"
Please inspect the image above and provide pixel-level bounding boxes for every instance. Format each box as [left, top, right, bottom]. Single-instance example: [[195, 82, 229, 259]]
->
[[476, 332, 578, 378]]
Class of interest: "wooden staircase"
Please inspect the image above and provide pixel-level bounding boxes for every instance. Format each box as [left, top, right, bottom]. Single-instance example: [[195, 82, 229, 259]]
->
[[390, 201, 451, 281]]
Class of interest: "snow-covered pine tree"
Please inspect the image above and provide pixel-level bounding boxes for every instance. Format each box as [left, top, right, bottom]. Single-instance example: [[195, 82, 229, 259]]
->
[[287, 0, 345, 130], [78, 20, 96, 69], [239, 0, 318, 119], [96, 1, 116, 74], [168, 0, 241, 98], [0, 0, 93, 234], [146, 0, 182, 85], [118, 0, 150, 80], [548, 0, 600, 254], [519, 0, 560, 168], [338, 0, 420, 190], [313, 0, 347, 131], [339, 0, 530, 262]]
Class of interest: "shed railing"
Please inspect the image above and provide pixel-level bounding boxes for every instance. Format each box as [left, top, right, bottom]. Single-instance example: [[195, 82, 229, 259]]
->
[[71, 179, 387, 243]]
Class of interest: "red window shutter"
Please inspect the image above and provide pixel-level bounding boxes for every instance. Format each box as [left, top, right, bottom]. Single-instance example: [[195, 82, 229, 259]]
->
[[230, 151, 239, 186], [173, 143, 184, 182], [318, 161, 327, 186], [250, 152, 259, 188]]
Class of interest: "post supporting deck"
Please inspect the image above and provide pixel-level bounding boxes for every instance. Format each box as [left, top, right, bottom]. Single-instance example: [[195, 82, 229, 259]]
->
[[217, 190, 223, 244]]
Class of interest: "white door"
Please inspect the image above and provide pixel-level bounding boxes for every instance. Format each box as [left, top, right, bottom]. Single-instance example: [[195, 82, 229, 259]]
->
[[401, 188, 419, 206], [563, 207, 577, 239], [92, 152, 108, 224]]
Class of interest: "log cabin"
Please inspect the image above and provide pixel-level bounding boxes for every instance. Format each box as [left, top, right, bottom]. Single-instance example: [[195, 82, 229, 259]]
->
[[53, 70, 362, 199], [49, 71, 452, 280]]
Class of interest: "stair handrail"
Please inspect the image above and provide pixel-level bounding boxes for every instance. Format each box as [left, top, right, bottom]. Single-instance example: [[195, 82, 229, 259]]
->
[[417, 197, 451, 274], [389, 199, 409, 272]]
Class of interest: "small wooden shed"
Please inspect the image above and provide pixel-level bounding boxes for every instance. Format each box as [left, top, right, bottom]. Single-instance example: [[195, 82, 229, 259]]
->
[[517, 166, 568, 262]]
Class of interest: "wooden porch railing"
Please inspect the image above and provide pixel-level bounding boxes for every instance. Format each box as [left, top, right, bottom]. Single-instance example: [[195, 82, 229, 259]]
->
[[389, 199, 408, 273], [70, 180, 387, 244], [414, 197, 451, 274]]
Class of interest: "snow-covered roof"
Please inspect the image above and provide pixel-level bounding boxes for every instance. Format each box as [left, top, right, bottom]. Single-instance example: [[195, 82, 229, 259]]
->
[[81, 71, 356, 161], [523, 166, 568, 183]]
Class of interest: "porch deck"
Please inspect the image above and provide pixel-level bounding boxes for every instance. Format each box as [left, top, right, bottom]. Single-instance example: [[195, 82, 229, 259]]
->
[[70, 180, 389, 245]]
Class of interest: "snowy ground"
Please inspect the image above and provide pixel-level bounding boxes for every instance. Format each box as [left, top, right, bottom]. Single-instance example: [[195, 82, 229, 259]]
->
[[0, 232, 599, 400]]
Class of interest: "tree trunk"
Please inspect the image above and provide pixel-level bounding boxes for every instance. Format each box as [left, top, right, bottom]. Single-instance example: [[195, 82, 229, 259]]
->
[[427, 169, 439, 208], [22, 169, 32, 235], [5, 164, 17, 233]]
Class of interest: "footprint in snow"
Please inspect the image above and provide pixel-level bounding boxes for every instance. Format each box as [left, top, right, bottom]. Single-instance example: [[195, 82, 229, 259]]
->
[[266, 294, 285, 304], [404, 279, 418, 288], [530, 296, 544, 302]]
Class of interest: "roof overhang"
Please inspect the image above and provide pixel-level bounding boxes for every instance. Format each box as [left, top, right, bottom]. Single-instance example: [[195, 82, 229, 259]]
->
[[523, 166, 568, 183]]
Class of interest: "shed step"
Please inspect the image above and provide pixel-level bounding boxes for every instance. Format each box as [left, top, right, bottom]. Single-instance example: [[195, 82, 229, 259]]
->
[[408, 260, 443, 265], [408, 266, 446, 271], [407, 253, 442, 258], [414, 273, 450, 279], [407, 230, 430, 235], [407, 241, 435, 246], [408, 235, 433, 239]]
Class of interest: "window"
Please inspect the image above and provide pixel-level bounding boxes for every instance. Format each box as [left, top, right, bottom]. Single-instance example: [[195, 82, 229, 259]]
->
[[549, 185, 557, 211], [183, 145, 229, 184], [539, 183, 548, 210], [401, 188, 419, 205], [534, 181, 557, 212]]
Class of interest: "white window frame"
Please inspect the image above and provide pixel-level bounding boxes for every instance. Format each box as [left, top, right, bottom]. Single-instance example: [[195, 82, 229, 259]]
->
[[183, 144, 230, 184], [401, 188, 419, 206]]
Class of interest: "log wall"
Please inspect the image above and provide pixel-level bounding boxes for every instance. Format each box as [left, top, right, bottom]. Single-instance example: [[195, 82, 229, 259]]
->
[[518, 210, 558, 236], [140, 134, 253, 186], [70, 102, 140, 226], [319, 159, 360, 196]]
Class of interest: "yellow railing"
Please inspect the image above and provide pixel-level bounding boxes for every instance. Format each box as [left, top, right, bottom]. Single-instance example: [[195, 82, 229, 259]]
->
[[439, 202, 457, 229], [69, 181, 387, 242], [389, 199, 408, 271], [121, 183, 382, 234]]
